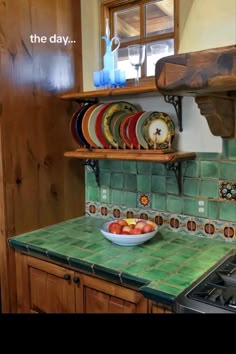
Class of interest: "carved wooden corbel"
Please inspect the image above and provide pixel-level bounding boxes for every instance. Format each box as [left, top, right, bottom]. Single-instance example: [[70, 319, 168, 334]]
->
[[155, 45, 236, 138], [195, 96, 235, 138]]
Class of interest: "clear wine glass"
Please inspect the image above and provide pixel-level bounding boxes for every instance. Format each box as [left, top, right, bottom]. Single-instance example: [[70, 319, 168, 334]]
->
[[128, 44, 145, 86], [150, 43, 169, 66]]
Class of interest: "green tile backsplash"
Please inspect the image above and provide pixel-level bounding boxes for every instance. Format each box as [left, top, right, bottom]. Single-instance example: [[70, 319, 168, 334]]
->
[[85, 148, 236, 237]]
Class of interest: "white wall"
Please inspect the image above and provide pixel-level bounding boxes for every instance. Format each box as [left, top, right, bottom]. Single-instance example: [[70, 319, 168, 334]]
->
[[80, 0, 236, 152], [81, 0, 100, 91], [179, 0, 236, 53]]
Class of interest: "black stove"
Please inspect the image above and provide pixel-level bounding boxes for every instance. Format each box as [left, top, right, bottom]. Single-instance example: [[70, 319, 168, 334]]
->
[[175, 251, 236, 313]]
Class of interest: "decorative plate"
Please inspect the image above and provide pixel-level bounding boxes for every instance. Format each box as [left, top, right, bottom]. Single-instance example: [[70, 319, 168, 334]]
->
[[75, 104, 93, 147], [119, 113, 134, 148], [135, 111, 152, 149], [88, 104, 105, 148], [142, 112, 175, 149], [112, 111, 130, 149], [127, 111, 145, 149], [95, 103, 112, 148], [102, 101, 138, 148], [82, 104, 100, 148], [70, 107, 84, 146]]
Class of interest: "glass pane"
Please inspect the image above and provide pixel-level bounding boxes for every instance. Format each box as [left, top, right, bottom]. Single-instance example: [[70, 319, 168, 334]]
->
[[145, 0, 174, 37], [114, 6, 140, 42], [146, 39, 174, 76], [117, 47, 141, 80]]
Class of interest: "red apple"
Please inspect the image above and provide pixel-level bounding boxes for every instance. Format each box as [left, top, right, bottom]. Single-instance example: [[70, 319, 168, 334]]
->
[[143, 224, 154, 233], [108, 222, 122, 234], [130, 228, 142, 235], [135, 221, 146, 230], [117, 219, 128, 227], [122, 225, 132, 233]]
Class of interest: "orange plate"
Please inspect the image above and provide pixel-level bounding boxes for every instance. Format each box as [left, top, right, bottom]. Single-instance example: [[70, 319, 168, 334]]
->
[[82, 104, 100, 148]]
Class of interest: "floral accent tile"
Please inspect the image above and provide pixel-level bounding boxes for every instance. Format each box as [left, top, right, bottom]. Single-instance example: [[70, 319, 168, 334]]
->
[[138, 192, 151, 208]]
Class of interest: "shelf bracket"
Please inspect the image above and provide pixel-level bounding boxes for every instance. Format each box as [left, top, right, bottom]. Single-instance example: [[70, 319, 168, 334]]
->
[[164, 95, 183, 132], [84, 159, 100, 187], [166, 161, 183, 194]]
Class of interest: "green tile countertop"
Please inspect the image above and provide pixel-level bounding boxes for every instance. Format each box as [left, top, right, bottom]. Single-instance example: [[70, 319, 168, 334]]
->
[[8, 216, 236, 306]]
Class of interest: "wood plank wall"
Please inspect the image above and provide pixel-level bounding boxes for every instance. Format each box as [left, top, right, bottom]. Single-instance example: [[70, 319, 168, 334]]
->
[[0, 0, 84, 312]]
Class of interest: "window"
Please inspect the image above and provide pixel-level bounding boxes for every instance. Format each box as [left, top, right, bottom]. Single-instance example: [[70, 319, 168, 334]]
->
[[101, 0, 179, 85]]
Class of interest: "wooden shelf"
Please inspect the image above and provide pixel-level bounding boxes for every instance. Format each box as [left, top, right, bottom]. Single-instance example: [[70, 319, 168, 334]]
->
[[64, 148, 196, 163], [60, 83, 158, 101]]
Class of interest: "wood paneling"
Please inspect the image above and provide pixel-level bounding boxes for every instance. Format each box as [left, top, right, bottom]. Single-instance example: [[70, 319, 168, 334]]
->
[[0, 0, 84, 312]]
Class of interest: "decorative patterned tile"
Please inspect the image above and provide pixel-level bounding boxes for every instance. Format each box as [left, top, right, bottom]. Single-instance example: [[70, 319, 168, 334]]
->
[[219, 180, 236, 201], [137, 192, 151, 208]]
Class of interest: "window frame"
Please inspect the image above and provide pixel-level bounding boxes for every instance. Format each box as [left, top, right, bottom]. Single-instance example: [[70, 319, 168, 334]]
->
[[100, 0, 179, 86]]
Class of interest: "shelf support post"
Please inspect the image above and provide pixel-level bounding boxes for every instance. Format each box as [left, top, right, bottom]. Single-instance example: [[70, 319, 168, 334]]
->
[[166, 161, 183, 194], [84, 159, 99, 187], [164, 95, 183, 132]]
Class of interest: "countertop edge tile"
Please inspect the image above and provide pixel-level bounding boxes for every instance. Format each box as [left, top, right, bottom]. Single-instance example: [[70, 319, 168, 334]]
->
[[93, 264, 121, 283], [139, 286, 176, 305], [120, 272, 149, 288], [47, 250, 70, 266], [69, 257, 94, 274]]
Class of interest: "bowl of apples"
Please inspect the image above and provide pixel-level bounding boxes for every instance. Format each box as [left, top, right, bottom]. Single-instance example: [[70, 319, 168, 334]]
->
[[100, 218, 158, 246]]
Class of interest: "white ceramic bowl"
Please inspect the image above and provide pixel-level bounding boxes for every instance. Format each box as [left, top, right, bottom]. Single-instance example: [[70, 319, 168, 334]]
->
[[100, 219, 158, 246]]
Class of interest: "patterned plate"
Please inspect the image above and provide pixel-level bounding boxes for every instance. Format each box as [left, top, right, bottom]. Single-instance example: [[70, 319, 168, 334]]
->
[[95, 103, 112, 148], [102, 101, 138, 148], [142, 112, 175, 149]]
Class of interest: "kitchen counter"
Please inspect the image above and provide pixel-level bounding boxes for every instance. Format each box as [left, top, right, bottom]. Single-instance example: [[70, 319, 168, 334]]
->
[[8, 216, 236, 306]]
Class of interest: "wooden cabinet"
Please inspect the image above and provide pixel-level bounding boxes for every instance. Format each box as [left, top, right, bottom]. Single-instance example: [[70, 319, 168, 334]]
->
[[15, 253, 80, 313], [15, 253, 149, 314], [15, 252, 173, 314], [81, 273, 147, 313]]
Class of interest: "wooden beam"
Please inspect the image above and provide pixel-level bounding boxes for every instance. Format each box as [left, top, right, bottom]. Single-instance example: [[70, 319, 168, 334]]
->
[[155, 45, 236, 95]]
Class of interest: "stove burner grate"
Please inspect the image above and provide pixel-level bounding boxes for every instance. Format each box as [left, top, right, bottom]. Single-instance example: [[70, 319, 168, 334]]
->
[[187, 254, 236, 312]]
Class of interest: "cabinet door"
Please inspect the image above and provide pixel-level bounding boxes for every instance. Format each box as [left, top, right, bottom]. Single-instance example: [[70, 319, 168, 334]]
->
[[16, 253, 76, 313], [81, 274, 147, 313], [148, 300, 173, 314]]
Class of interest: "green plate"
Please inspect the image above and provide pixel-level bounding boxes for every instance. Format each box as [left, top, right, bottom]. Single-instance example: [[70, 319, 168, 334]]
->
[[112, 111, 130, 149], [135, 111, 151, 149]]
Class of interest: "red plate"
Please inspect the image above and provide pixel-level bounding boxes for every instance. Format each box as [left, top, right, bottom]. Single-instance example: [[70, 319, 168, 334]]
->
[[95, 103, 112, 148], [127, 111, 144, 149], [119, 113, 134, 148]]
